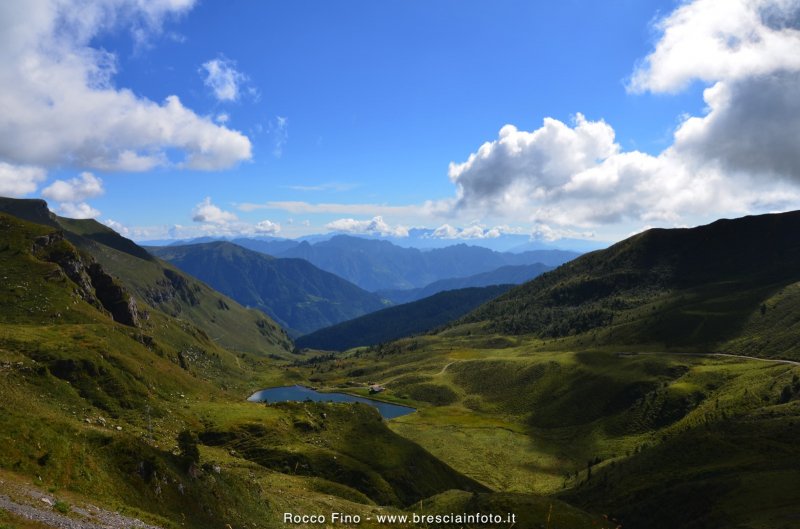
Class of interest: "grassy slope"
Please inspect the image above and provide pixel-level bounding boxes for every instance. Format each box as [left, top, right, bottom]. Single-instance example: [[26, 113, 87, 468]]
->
[[301, 332, 800, 529], [295, 284, 513, 351], [460, 211, 800, 359], [55, 217, 294, 358], [149, 241, 387, 336], [0, 207, 613, 529], [0, 197, 293, 358], [0, 212, 278, 528]]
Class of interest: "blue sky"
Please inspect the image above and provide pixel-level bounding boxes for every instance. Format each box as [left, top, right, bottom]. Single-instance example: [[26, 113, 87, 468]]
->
[[2, 0, 800, 245]]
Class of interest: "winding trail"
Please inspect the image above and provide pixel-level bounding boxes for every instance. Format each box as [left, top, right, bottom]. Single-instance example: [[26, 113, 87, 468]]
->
[[437, 361, 458, 375], [625, 351, 800, 367]]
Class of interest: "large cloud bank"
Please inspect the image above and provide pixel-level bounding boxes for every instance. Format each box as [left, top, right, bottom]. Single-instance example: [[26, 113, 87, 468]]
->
[[0, 0, 252, 199], [448, 0, 800, 231]]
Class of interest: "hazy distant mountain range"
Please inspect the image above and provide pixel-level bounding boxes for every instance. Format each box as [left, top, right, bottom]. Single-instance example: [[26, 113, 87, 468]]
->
[[141, 229, 606, 253], [274, 235, 578, 291], [149, 241, 388, 336], [146, 234, 579, 293]]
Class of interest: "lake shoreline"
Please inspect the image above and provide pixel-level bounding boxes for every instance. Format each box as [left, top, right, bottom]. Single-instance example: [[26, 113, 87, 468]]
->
[[247, 384, 416, 419]]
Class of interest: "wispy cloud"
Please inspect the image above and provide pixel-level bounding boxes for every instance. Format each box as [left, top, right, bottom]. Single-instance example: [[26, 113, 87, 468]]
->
[[271, 116, 288, 158], [200, 55, 248, 102], [237, 200, 449, 218], [282, 182, 358, 192]]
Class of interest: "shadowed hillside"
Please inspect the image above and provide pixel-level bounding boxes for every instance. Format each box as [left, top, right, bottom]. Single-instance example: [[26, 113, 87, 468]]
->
[[296, 285, 513, 351], [460, 211, 800, 357], [380, 263, 553, 304]]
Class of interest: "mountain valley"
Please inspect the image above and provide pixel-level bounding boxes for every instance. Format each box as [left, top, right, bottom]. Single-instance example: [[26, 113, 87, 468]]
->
[[1, 199, 799, 529], [0, 198, 613, 528]]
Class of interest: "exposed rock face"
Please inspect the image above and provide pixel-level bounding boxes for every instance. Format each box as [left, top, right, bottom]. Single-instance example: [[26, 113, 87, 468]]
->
[[162, 269, 200, 306], [87, 263, 139, 327], [144, 269, 200, 308], [33, 233, 95, 299], [32, 231, 139, 327]]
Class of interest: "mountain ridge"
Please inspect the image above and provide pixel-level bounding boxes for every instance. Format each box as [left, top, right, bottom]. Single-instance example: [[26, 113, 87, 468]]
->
[[456, 210, 800, 358], [278, 234, 579, 291], [149, 240, 389, 335], [0, 197, 293, 356]]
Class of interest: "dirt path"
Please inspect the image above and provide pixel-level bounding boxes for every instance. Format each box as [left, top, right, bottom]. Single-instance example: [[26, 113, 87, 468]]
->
[[437, 361, 457, 375], [710, 352, 800, 366], [0, 479, 163, 529], [624, 351, 800, 367]]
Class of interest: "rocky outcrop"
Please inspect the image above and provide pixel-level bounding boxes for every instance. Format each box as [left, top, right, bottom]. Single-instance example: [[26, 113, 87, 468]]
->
[[33, 232, 101, 308], [87, 263, 139, 327], [144, 269, 200, 308], [32, 231, 139, 327]]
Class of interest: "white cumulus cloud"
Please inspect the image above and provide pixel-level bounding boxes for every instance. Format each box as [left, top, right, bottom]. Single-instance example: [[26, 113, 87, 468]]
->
[[254, 219, 281, 235], [42, 171, 105, 218], [446, 0, 800, 234], [449, 114, 618, 213], [0, 0, 251, 173], [42, 172, 104, 202], [431, 223, 509, 240], [192, 197, 238, 224], [431, 224, 459, 239], [190, 197, 281, 236], [0, 162, 47, 197], [103, 218, 130, 236], [629, 0, 800, 93], [633, 0, 800, 183], [59, 201, 101, 219], [325, 216, 409, 237]]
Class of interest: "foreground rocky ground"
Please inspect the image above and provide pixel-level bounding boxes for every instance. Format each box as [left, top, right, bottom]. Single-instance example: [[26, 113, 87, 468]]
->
[[0, 476, 163, 529]]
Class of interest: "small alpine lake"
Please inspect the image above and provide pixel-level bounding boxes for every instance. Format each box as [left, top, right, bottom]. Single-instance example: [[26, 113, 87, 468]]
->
[[247, 385, 415, 419]]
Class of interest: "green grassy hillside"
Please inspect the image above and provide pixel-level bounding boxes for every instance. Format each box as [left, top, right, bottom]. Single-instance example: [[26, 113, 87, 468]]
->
[[150, 241, 388, 335], [0, 197, 293, 357], [0, 202, 613, 529], [301, 334, 800, 529], [460, 211, 800, 359]]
